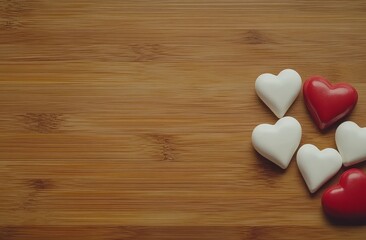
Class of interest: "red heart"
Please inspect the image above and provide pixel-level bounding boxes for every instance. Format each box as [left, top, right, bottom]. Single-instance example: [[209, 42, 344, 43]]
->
[[303, 76, 358, 130], [322, 169, 366, 221]]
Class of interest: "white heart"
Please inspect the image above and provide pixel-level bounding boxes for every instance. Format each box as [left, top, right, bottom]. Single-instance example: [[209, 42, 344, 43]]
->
[[255, 69, 302, 118], [252, 116, 302, 169], [296, 144, 342, 193], [336, 121, 366, 167]]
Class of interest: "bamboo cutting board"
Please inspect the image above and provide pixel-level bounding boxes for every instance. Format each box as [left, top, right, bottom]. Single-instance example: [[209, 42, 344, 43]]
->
[[1, 0, 366, 239]]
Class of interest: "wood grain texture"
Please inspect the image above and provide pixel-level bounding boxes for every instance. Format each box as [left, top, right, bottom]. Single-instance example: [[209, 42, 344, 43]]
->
[[1, 0, 366, 239]]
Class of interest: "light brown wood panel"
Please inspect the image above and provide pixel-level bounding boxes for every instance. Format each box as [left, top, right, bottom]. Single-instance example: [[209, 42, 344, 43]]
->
[[1, 0, 366, 239]]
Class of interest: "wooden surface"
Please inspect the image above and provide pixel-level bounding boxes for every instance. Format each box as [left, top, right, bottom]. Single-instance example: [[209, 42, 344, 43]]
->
[[1, 0, 366, 239]]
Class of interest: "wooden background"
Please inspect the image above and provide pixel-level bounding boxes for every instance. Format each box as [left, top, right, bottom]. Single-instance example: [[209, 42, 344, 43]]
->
[[0, 0, 366, 239]]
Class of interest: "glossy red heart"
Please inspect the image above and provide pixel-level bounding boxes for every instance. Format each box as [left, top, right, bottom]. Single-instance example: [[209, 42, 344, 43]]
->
[[303, 77, 358, 130], [322, 169, 366, 221]]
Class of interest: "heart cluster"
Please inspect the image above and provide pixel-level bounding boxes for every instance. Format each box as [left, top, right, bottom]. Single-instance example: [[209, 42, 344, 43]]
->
[[251, 69, 366, 221]]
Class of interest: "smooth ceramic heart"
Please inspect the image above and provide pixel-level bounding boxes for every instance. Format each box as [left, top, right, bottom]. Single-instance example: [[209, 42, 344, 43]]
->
[[255, 69, 302, 118], [297, 144, 342, 193], [303, 76, 358, 130], [252, 116, 302, 169], [336, 121, 366, 167], [322, 168, 366, 221]]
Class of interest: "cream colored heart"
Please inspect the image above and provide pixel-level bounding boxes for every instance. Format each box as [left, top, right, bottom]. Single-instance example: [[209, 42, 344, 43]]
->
[[297, 144, 342, 193], [255, 69, 302, 118], [252, 116, 302, 169], [336, 121, 366, 167]]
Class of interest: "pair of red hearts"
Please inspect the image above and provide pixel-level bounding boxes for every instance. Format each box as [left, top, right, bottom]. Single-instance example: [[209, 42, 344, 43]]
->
[[303, 77, 365, 222]]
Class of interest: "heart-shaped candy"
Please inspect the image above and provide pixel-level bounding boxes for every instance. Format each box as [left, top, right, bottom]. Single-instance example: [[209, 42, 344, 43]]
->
[[252, 116, 302, 169], [255, 69, 302, 118], [336, 121, 366, 167], [297, 144, 342, 193], [322, 168, 366, 221], [303, 76, 358, 130]]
